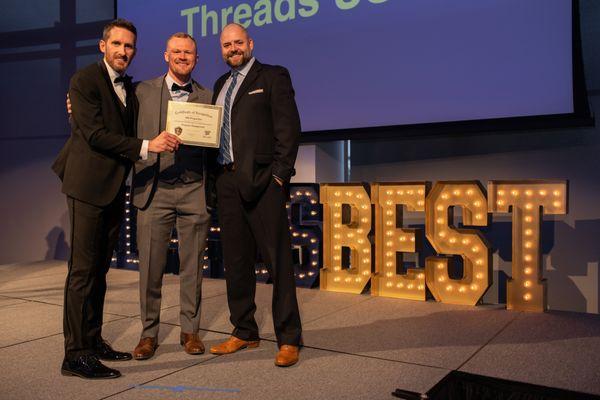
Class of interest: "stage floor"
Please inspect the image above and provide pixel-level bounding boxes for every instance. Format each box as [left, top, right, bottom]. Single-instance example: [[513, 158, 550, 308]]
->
[[1, 260, 599, 399]]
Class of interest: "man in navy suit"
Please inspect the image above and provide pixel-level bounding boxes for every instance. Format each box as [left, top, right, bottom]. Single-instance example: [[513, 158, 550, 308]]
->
[[208, 23, 303, 367]]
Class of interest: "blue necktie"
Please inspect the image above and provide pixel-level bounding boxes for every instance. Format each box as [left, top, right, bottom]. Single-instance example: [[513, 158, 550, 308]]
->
[[218, 71, 239, 165]]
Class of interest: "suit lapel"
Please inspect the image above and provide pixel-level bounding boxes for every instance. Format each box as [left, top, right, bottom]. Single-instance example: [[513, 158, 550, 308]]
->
[[125, 81, 137, 137], [97, 61, 128, 128], [131, 93, 138, 137], [212, 75, 228, 104], [188, 81, 201, 103], [159, 76, 172, 132], [232, 60, 262, 109]]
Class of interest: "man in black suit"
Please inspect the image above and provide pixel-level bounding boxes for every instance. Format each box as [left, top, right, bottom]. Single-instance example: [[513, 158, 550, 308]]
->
[[208, 23, 302, 367], [53, 19, 180, 379]]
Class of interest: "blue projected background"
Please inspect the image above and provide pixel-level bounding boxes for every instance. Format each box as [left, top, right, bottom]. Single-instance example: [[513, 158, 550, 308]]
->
[[118, 0, 573, 133]]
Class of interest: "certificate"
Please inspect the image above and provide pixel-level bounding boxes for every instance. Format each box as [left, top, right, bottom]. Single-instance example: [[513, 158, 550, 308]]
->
[[165, 101, 223, 148]]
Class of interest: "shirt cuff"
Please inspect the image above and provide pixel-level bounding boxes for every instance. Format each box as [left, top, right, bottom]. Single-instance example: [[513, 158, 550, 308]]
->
[[273, 174, 284, 183], [140, 140, 149, 160]]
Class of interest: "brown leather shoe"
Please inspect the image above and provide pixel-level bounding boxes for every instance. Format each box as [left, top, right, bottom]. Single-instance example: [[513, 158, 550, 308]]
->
[[180, 333, 205, 355], [133, 337, 157, 360], [275, 345, 299, 367], [209, 336, 260, 355]]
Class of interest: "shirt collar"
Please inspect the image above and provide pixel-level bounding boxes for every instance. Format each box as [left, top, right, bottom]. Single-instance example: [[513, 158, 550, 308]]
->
[[103, 58, 123, 83], [165, 72, 192, 91], [232, 57, 255, 78]]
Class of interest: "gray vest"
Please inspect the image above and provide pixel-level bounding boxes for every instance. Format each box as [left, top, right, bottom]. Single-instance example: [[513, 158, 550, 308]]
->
[[158, 80, 204, 184]]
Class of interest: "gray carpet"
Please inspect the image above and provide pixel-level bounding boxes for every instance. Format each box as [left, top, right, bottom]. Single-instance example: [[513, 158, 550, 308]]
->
[[1, 260, 599, 399]]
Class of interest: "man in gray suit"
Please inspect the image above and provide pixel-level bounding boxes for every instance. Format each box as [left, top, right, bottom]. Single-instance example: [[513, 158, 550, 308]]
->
[[131, 32, 212, 359]]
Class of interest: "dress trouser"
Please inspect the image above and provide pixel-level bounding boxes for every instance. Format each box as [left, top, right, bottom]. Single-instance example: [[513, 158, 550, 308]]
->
[[215, 170, 302, 346], [136, 180, 210, 339], [63, 190, 124, 361]]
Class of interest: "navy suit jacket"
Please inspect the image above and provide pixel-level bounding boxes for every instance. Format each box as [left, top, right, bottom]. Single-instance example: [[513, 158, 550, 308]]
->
[[209, 60, 301, 203]]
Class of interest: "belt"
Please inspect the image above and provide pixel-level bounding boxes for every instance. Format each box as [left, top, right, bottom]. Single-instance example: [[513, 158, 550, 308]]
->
[[219, 162, 235, 171]]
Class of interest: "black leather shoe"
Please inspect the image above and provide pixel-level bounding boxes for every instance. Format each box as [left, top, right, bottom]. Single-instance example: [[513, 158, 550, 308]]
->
[[61, 355, 121, 379], [95, 340, 133, 361]]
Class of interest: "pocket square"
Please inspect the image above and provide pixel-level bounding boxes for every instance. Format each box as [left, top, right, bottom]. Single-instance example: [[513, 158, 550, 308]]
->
[[248, 89, 264, 95]]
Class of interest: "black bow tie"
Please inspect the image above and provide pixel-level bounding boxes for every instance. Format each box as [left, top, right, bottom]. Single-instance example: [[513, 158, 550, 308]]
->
[[171, 83, 193, 93], [114, 75, 132, 85]]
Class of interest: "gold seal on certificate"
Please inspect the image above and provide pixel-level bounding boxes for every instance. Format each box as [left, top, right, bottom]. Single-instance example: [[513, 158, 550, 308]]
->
[[165, 101, 223, 148]]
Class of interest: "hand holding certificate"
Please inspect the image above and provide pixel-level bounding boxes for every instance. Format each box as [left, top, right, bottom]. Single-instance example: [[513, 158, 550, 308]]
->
[[165, 101, 223, 148]]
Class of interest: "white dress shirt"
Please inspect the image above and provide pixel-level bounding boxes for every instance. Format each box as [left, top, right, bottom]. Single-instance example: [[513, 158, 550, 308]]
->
[[103, 58, 126, 106], [215, 57, 256, 163], [165, 73, 193, 103], [103, 58, 149, 160]]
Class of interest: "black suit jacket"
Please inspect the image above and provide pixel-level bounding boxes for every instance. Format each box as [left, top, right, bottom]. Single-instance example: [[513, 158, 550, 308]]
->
[[209, 60, 301, 203], [52, 61, 142, 207]]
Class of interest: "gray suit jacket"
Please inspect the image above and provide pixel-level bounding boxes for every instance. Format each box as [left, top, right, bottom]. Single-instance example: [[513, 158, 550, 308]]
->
[[132, 75, 212, 209]]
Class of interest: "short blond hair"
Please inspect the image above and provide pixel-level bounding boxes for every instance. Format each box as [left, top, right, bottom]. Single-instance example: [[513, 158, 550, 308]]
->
[[166, 32, 197, 51]]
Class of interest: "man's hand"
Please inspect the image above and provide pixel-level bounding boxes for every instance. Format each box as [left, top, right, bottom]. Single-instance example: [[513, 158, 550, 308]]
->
[[273, 175, 284, 186], [66, 93, 72, 115], [148, 131, 182, 153], [68, 94, 180, 154]]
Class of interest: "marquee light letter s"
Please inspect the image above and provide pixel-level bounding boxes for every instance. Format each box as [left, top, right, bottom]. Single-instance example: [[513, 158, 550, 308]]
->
[[425, 182, 491, 305], [287, 185, 322, 287]]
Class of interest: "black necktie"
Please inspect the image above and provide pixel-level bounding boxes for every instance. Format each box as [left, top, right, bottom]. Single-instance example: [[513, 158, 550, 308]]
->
[[171, 83, 193, 93]]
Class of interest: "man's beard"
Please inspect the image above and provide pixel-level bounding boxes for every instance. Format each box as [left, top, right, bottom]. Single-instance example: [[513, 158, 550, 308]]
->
[[226, 51, 248, 67]]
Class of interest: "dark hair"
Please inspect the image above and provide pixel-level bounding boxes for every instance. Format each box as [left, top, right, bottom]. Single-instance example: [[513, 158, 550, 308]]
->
[[102, 19, 137, 43]]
